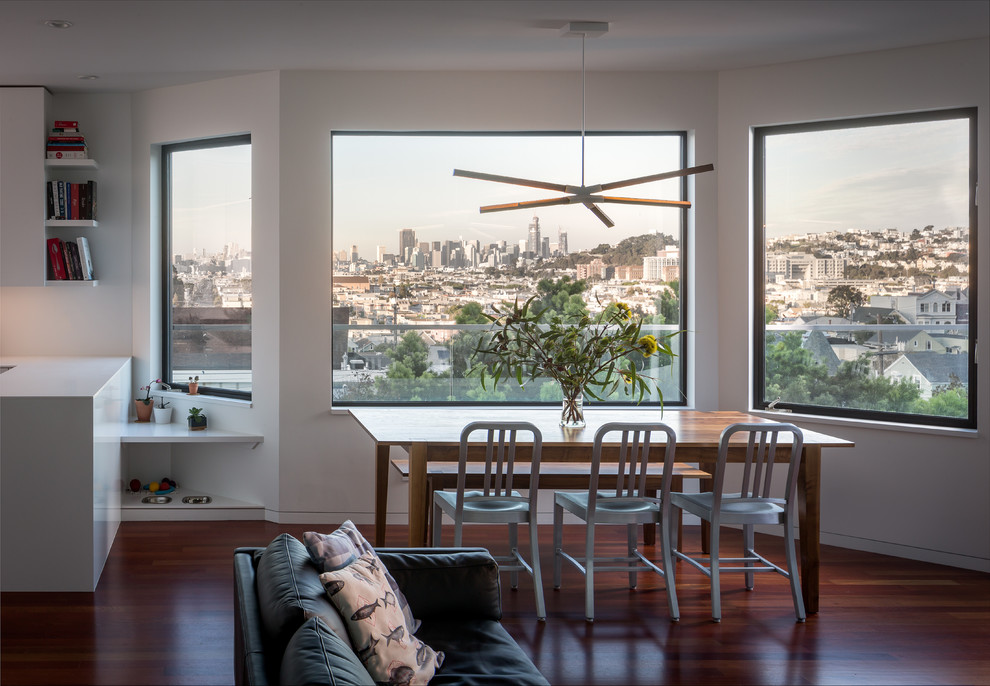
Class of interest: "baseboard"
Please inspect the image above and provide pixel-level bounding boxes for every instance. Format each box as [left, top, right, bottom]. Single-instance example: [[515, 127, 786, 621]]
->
[[819, 531, 990, 573]]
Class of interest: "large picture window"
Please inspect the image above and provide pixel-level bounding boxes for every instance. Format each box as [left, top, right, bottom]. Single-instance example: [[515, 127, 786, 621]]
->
[[161, 135, 252, 398], [331, 132, 690, 406], [754, 109, 976, 428]]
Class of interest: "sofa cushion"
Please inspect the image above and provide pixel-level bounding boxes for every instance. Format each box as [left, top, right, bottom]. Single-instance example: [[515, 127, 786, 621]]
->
[[304, 521, 420, 633], [279, 616, 375, 686], [255, 533, 354, 663], [321, 551, 444, 685], [415, 619, 550, 686]]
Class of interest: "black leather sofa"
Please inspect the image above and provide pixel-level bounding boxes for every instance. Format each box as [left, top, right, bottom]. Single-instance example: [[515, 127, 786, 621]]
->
[[234, 533, 550, 685]]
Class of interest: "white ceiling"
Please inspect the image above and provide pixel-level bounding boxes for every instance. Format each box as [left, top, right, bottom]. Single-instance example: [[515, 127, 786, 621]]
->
[[1, 0, 987, 94]]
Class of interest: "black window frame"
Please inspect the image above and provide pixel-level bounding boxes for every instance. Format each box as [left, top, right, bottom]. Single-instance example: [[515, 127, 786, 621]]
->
[[160, 133, 252, 400], [753, 108, 977, 429], [330, 129, 691, 408]]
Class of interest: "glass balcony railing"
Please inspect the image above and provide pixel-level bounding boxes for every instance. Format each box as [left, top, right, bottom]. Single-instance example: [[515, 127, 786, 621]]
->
[[332, 322, 684, 406]]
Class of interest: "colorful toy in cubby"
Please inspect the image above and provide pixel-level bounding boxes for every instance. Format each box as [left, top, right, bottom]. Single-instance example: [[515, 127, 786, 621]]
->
[[138, 477, 177, 495]]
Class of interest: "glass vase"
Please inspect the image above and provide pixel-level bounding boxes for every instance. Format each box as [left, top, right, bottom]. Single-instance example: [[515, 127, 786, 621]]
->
[[560, 385, 586, 428]]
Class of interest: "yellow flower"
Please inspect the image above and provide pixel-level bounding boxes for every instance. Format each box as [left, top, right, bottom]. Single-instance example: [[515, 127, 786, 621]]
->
[[615, 302, 632, 320], [638, 334, 658, 356]]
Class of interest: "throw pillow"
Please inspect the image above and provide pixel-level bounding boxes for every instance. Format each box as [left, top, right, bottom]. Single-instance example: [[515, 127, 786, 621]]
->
[[304, 521, 420, 633], [320, 551, 444, 685]]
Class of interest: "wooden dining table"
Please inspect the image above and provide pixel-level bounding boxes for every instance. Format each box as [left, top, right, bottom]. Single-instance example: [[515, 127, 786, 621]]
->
[[349, 407, 854, 614]]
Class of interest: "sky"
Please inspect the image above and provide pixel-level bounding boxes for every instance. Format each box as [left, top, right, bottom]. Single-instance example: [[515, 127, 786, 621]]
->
[[763, 117, 970, 238], [331, 133, 689, 260], [170, 143, 252, 257]]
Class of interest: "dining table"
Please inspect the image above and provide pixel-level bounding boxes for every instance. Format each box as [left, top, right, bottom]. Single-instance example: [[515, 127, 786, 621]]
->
[[348, 407, 854, 614]]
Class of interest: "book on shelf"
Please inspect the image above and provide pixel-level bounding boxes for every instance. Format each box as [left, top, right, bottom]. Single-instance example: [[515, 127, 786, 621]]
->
[[53, 120, 79, 128], [76, 237, 95, 280], [47, 181, 97, 220], [46, 238, 68, 280], [47, 150, 88, 159], [67, 240, 84, 279]]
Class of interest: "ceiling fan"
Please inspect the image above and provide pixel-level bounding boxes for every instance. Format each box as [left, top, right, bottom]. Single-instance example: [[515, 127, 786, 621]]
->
[[453, 21, 714, 229]]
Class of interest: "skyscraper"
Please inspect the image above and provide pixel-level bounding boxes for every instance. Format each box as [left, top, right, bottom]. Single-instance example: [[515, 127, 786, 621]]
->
[[527, 217, 541, 256], [398, 228, 416, 264], [350, 245, 359, 262], [558, 226, 568, 255]]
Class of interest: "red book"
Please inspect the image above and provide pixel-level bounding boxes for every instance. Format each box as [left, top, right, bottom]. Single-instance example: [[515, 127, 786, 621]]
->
[[70, 184, 79, 220], [53, 120, 78, 128], [47, 238, 68, 280], [47, 136, 85, 142]]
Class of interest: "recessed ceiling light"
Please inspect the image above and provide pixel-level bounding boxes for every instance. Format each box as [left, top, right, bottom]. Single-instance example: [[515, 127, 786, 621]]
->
[[44, 19, 73, 29], [77, 75, 100, 80]]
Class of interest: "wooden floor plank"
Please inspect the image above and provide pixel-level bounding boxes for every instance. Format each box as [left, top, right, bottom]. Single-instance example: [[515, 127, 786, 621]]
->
[[2, 520, 988, 685]]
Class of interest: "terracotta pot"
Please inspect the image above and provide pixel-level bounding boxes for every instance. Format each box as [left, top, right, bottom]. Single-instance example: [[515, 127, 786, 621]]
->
[[134, 399, 153, 422], [188, 382, 199, 395]]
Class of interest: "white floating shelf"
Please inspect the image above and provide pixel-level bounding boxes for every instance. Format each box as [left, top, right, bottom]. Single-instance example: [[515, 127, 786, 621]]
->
[[45, 219, 98, 228], [44, 279, 99, 286], [120, 422, 264, 448], [45, 158, 98, 170]]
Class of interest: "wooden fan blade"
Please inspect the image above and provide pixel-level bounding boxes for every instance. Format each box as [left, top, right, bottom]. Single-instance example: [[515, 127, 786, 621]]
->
[[479, 196, 572, 213], [454, 169, 569, 193], [599, 163, 715, 192], [601, 196, 692, 209], [584, 203, 615, 228]]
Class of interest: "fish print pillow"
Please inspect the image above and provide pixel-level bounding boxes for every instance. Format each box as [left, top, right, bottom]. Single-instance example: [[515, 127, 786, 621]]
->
[[304, 521, 420, 633], [320, 551, 444, 685]]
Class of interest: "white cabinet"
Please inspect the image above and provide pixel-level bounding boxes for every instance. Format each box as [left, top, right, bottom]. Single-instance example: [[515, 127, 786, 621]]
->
[[0, 87, 49, 286]]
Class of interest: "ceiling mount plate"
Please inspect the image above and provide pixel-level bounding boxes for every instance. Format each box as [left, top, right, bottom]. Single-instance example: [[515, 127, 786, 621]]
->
[[560, 21, 609, 38]]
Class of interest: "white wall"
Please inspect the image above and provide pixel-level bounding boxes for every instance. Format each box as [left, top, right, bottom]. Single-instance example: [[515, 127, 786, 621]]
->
[[0, 94, 133, 354], [717, 38, 989, 570], [2, 38, 986, 571], [275, 70, 719, 523], [129, 72, 281, 513]]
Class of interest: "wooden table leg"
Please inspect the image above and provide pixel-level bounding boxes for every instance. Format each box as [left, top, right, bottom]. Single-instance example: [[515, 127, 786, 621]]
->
[[374, 443, 390, 547], [407, 442, 429, 547], [798, 445, 821, 614]]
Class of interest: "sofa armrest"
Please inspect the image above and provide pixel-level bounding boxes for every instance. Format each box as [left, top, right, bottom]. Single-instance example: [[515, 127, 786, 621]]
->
[[377, 548, 502, 621], [233, 547, 271, 686]]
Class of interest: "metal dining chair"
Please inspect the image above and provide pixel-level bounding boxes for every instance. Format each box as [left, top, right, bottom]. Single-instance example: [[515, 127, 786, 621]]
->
[[669, 422, 806, 622], [432, 421, 546, 620], [552, 422, 679, 622]]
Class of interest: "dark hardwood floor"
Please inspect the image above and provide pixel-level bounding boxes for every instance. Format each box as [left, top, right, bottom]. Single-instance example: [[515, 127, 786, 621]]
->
[[2, 520, 988, 685]]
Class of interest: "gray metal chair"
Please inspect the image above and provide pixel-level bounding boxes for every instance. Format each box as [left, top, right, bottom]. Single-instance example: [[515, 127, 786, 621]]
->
[[432, 421, 546, 620], [552, 422, 679, 622], [669, 422, 806, 622]]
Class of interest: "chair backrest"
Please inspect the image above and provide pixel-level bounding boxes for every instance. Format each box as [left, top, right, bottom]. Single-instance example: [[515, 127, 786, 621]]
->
[[588, 422, 677, 513], [713, 422, 804, 507], [457, 421, 543, 502]]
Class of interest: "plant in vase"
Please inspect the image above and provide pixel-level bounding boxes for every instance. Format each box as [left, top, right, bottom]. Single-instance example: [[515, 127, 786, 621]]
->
[[187, 375, 200, 395], [187, 407, 207, 431], [134, 378, 162, 422], [153, 386, 172, 424], [470, 297, 678, 427]]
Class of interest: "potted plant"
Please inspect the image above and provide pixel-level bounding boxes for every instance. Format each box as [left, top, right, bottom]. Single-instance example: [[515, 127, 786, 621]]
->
[[471, 297, 678, 427], [134, 378, 162, 422], [187, 407, 207, 431], [153, 386, 172, 424], [187, 375, 200, 395]]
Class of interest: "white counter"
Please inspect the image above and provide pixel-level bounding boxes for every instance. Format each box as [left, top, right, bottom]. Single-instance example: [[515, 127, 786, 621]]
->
[[1, 355, 130, 591], [0, 356, 131, 397]]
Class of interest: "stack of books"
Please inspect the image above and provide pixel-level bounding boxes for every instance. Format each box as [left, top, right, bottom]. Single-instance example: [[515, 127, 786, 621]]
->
[[46, 179, 97, 220], [47, 236, 95, 281], [46, 120, 88, 159]]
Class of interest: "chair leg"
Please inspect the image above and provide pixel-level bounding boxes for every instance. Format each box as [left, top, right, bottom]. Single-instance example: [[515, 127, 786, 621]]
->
[[585, 521, 596, 622], [431, 502, 442, 547], [744, 524, 755, 591], [529, 518, 546, 621], [553, 502, 563, 589], [710, 522, 721, 623], [508, 523, 519, 589], [453, 519, 463, 547], [627, 523, 638, 589], [660, 514, 679, 621], [784, 514, 806, 622]]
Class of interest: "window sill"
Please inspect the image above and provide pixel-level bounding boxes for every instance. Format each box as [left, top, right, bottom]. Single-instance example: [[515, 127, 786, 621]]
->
[[750, 409, 978, 438], [157, 390, 252, 409]]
